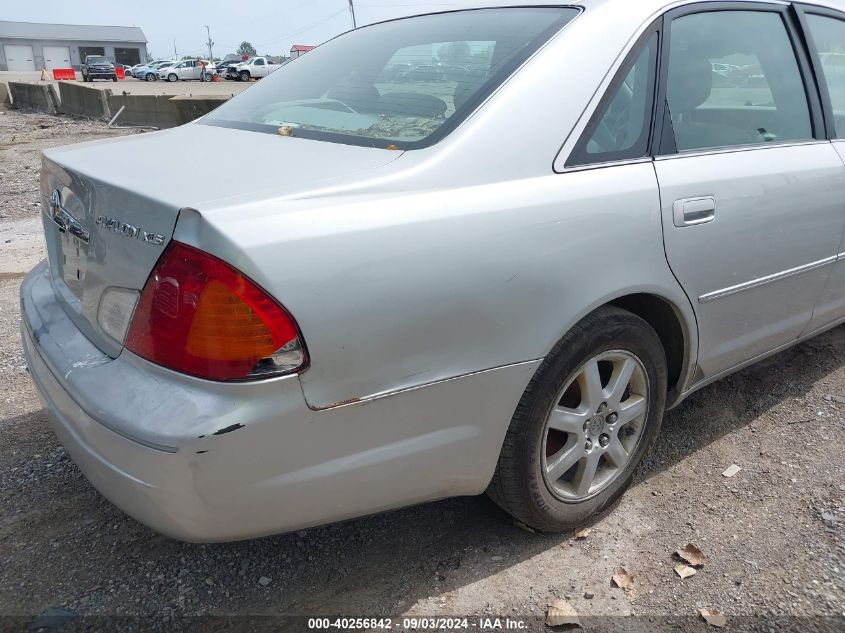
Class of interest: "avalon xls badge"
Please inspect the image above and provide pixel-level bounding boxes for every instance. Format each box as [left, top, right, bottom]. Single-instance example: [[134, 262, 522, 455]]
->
[[95, 215, 165, 246]]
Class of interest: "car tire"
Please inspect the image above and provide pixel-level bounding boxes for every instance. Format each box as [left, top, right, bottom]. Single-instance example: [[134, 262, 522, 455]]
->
[[145, 73, 155, 81], [167, 73, 178, 83], [487, 306, 667, 532], [112, 77, 117, 82], [239, 71, 250, 82]]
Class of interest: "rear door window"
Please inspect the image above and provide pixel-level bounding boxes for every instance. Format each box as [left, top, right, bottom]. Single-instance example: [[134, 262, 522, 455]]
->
[[665, 10, 813, 152], [804, 13, 845, 137]]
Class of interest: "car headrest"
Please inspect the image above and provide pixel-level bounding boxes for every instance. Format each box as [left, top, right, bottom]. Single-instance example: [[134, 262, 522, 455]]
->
[[379, 92, 448, 118], [327, 82, 381, 113], [667, 53, 713, 114], [452, 80, 484, 113]]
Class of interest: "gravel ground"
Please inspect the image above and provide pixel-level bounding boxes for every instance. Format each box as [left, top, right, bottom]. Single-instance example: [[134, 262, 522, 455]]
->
[[0, 110, 843, 632], [0, 109, 138, 276]]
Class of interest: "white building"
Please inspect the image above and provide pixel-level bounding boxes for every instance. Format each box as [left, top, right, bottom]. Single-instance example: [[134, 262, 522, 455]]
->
[[0, 20, 148, 71]]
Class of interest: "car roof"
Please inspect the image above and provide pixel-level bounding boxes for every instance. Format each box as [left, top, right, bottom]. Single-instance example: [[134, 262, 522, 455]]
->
[[391, 0, 845, 24]]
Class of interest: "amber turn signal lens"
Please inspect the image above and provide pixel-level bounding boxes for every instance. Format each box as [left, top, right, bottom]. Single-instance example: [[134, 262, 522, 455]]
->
[[125, 241, 306, 381]]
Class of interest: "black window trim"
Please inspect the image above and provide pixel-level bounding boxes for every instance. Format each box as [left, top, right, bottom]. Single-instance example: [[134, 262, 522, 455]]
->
[[793, 2, 845, 139], [654, 1, 827, 156], [561, 1, 829, 170], [564, 24, 661, 168]]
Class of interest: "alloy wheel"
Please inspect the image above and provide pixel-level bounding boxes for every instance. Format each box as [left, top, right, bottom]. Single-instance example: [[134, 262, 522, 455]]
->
[[541, 350, 649, 502]]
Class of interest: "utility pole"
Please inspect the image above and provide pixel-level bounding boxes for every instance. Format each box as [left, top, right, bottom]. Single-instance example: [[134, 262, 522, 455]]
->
[[173, 39, 177, 59], [348, 0, 357, 29], [205, 25, 214, 61]]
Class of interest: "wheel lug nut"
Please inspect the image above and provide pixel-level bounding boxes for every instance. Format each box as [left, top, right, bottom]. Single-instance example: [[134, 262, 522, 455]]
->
[[599, 434, 610, 448], [607, 412, 618, 424], [585, 440, 593, 451]]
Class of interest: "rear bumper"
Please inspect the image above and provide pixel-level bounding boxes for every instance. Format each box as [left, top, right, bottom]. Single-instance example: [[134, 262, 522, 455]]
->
[[20, 262, 538, 541], [22, 321, 206, 537], [21, 261, 263, 540]]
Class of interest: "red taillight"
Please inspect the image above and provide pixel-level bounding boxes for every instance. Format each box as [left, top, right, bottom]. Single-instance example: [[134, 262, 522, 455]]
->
[[125, 241, 307, 381]]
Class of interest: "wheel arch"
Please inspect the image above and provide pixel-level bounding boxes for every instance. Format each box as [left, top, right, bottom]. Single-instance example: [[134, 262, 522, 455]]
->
[[607, 293, 692, 404], [546, 289, 697, 408]]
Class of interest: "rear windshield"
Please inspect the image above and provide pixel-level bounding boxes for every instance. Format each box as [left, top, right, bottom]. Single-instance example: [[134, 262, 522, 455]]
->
[[201, 7, 578, 149]]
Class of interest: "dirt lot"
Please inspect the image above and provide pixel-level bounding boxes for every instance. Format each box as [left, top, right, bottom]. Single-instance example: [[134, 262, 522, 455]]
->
[[0, 109, 843, 631]]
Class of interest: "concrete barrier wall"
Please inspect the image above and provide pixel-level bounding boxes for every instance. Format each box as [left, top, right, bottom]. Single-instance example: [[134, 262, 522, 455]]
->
[[169, 95, 229, 125], [58, 82, 111, 120], [105, 93, 231, 128], [9, 82, 59, 114], [4, 84, 233, 128], [0, 83, 11, 109], [106, 94, 181, 128]]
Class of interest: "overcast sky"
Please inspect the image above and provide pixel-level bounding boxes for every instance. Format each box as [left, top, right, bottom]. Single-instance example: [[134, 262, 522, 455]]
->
[[3, 0, 470, 59]]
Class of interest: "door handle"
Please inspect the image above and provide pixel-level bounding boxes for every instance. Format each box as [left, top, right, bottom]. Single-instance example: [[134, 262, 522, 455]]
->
[[673, 196, 716, 227]]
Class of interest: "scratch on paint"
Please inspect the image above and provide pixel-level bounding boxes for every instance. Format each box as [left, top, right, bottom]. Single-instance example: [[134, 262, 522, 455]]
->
[[211, 423, 244, 436], [71, 359, 109, 369], [65, 358, 110, 379], [65, 358, 111, 380]]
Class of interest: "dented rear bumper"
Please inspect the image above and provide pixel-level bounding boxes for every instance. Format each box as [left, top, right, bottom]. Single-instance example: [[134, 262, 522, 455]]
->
[[20, 261, 312, 540], [21, 261, 539, 541]]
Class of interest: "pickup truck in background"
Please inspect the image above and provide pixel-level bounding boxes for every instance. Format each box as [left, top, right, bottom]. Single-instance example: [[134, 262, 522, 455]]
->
[[229, 57, 281, 81], [81, 55, 117, 82]]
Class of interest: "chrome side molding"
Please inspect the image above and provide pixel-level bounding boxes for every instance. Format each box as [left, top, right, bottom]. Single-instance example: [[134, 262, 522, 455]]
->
[[699, 255, 837, 303]]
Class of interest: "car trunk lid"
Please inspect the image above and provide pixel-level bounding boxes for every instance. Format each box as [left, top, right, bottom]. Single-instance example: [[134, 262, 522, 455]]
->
[[39, 123, 402, 356]]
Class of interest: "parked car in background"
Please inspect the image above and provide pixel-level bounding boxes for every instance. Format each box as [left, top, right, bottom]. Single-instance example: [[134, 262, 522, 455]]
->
[[22, 0, 845, 543], [80, 55, 117, 82], [405, 63, 445, 82], [229, 56, 280, 81], [378, 63, 412, 83], [733, 62, 769, 87], [820, 51, 845, 77], [158, 59, 215, 82], [132, 60, 176, 80], [711, 62, 741, 76], [379, 62, 482, 84], [377, 63, 443, 83]]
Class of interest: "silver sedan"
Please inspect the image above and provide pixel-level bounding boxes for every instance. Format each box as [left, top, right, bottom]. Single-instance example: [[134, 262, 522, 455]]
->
[[20, 0, 845, 541]]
